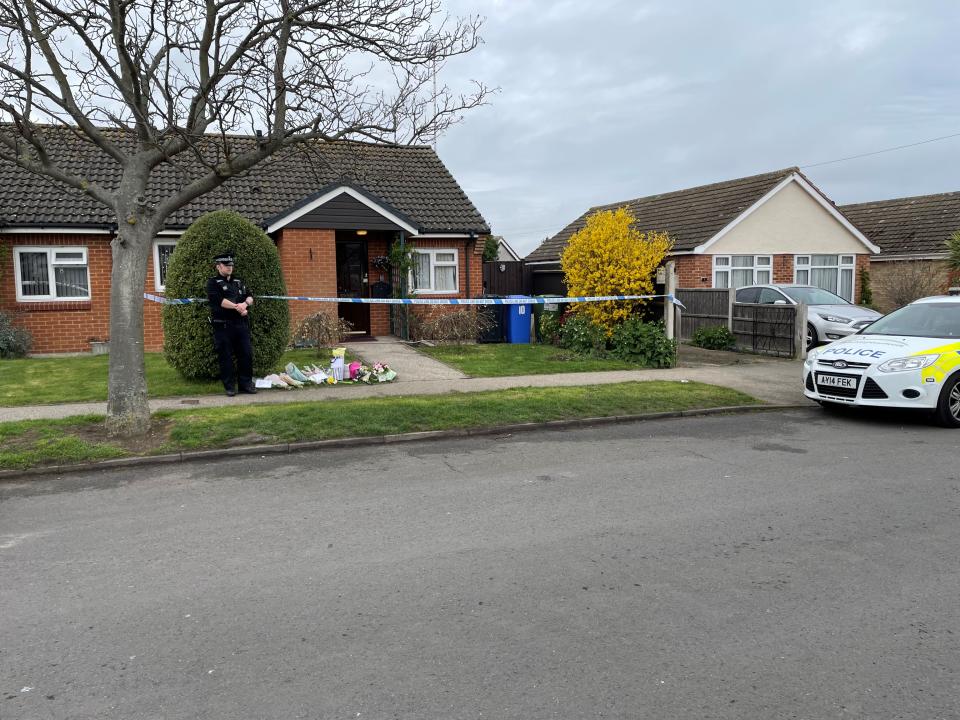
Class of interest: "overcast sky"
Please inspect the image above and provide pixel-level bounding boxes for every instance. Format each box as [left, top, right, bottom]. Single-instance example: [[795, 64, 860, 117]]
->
[[434, 0, 960, 257]]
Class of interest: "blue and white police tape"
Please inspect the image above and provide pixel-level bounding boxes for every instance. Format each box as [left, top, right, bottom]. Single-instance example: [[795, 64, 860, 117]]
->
[[144, 292, 686, 309]]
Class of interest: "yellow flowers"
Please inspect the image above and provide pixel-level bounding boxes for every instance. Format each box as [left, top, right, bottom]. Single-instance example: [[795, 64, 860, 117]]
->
[[560, 207, 671, 335]]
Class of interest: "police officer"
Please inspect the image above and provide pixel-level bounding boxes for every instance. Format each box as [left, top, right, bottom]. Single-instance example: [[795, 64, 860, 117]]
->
[[207, 250, 256, 396]]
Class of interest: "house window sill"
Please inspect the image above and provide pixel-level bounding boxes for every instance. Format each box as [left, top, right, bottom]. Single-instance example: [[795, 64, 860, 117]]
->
[[14, 301, 93, 312]]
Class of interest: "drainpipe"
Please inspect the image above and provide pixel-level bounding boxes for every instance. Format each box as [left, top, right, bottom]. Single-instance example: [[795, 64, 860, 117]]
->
[[466, 231, 476, 299]]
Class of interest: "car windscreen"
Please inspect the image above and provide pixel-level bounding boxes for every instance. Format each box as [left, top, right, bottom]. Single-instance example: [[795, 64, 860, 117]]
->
[[780, 287, 850, 305], [861, 302, 960, 338]]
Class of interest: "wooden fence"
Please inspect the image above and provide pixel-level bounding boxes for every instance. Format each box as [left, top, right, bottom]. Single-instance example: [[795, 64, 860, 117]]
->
[[675, 287, 804, 358], [675, 288, 731, 340]]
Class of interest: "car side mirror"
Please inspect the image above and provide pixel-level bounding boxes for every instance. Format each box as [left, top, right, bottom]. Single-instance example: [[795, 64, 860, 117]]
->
[[774, 299, 787, 304]]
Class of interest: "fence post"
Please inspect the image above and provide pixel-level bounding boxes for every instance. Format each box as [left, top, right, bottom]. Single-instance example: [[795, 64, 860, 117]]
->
[[795, 303, 808, 360], [664, 260, 676, 340], [727, 288, 735, 331]]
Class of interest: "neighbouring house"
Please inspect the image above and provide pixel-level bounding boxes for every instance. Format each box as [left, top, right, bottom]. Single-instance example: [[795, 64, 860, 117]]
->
[[525, 168, 879, 302], [494, 237, 522, 262], [0, 128, 490, 353], [840, 192, 960, 310]]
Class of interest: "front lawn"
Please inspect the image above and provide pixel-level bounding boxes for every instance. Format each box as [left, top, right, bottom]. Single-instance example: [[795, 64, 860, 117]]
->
[[0, 348, 346, 407], [0, 381, 759, 469], [416, 342, 644, 377]]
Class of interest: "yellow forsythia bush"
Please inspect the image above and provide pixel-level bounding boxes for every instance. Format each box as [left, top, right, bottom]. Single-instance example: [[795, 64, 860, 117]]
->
[[560, 207, 672, 335]]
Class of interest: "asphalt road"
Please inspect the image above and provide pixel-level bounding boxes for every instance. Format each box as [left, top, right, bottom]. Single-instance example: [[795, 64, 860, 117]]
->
[[2, 408, 958, 719]]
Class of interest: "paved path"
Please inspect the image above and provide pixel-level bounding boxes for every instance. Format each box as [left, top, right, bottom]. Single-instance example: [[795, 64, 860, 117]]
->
[[0, 341, 811, 422]]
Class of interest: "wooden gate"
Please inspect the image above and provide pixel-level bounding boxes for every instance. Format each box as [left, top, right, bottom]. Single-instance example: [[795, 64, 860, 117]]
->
[[483, 261, 528, 295], [732, 303, 797, 357]]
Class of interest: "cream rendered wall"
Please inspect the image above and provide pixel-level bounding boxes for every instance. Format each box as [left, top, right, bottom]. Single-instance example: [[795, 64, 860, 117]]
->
[[704, 180, 867, 255]]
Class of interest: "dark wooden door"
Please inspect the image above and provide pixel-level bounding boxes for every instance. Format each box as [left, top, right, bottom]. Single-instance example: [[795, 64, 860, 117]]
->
[[336, 240, 370, 335]]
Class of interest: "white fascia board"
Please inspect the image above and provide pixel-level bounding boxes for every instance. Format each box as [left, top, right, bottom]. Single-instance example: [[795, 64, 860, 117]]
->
[[411, 233, 471, 239], [0, 226, 111, 234], [693, 173, 881, 256], [523, 260, 561, 266], [266, 185, 419, 235], [870, 252, 947, 262]]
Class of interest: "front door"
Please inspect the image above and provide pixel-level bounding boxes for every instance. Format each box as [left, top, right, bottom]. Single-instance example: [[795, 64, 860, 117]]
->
[[336, 240, 371, 335]]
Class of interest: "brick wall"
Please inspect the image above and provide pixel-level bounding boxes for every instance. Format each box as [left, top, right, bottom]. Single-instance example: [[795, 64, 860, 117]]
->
[[773, 254, 794, 284], [673, 255, 713, 287], [275, 228, 338, 336], [2, 229, 486, 353]]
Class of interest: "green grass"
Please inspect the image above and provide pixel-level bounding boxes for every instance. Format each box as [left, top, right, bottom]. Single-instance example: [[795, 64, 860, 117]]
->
[[416, 343, 644, 376], [0, 381, 759, 470], [0, 348, 348, 407], [0, 415, 127, 469]]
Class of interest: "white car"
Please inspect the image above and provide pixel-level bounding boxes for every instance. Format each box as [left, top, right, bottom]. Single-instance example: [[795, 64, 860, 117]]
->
[[803, 295, 960, 427], [736, 284, 882, 349]]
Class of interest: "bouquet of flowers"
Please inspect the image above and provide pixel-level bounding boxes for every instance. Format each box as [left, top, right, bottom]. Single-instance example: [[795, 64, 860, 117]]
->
[[371, 362, 397, 382]]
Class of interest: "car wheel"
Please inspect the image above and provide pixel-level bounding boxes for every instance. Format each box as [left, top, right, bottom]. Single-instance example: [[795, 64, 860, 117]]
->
[[934, 374, 960, 428], [806, 323, 819, 350]]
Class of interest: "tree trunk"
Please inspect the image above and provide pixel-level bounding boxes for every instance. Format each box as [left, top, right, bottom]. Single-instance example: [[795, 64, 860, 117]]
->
[[105, 221, 152, 437]]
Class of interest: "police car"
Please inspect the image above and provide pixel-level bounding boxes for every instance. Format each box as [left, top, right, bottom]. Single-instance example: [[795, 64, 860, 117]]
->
[[803, 294, 960, 427]]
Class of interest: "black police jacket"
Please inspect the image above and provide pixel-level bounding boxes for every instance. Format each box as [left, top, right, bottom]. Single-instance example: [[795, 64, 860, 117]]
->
[[207, 275, 252, 323]]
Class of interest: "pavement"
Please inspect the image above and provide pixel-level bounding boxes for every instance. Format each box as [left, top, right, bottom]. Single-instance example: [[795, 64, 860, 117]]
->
[[0, 339, 811, 422]]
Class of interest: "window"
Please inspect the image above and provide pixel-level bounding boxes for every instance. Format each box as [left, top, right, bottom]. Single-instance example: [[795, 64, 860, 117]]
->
[[713, 255, 772, 289], [759, 288, 789, 304], [411, 248, 459, 293], [14, 246, 90, 301], [154, 240, 177, 291], [795, 254, 855, 301]]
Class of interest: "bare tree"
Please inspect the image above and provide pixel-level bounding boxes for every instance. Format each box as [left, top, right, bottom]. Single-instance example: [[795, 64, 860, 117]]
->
[[0, 0, 489, 435], [874, 260, 946, 312]]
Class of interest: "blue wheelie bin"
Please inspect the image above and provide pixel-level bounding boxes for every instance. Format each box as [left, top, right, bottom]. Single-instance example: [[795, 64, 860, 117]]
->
[[506, 295, 533, 343]]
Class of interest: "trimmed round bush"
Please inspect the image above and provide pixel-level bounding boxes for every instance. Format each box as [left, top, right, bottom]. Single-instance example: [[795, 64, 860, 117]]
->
[[162, 211, 290, 379]]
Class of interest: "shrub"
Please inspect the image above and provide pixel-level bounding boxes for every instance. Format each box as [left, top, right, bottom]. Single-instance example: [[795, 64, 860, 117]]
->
[[539, 310, 563, 346], [294, 312, 353, 353], [162, 210, 290, 379], [560, 207, 671, 334], [858, 268, 873, 306], [691, 325, 735, 351], [411, 308, 495, 343], [0, 311, 31, 358], [874, 260, 944, 311], [559, 313, 608, 357], [610, 317, 676, 367]]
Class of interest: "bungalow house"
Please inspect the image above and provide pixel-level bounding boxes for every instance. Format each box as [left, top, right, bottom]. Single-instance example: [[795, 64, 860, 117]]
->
[[526, 168, 879, 302], [0, 128, 490, 353], [840, 192, 960, 310]]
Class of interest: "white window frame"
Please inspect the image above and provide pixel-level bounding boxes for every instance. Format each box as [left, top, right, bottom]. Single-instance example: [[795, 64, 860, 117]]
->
[[410, 248, 459, 294], [153, 239, 178, 291], [794, 254, 856, 301], [13, 246, 91, 301], [712, 255, 773, 289]]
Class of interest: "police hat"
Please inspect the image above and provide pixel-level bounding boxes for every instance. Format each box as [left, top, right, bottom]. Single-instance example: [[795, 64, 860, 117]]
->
[[214, 250, 234, 264]]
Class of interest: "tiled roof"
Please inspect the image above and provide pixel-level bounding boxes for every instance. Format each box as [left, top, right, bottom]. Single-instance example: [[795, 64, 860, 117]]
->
[[525, 168, 799, 262], [0, 126, 489, 234], [840, 192, 960, 258]]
